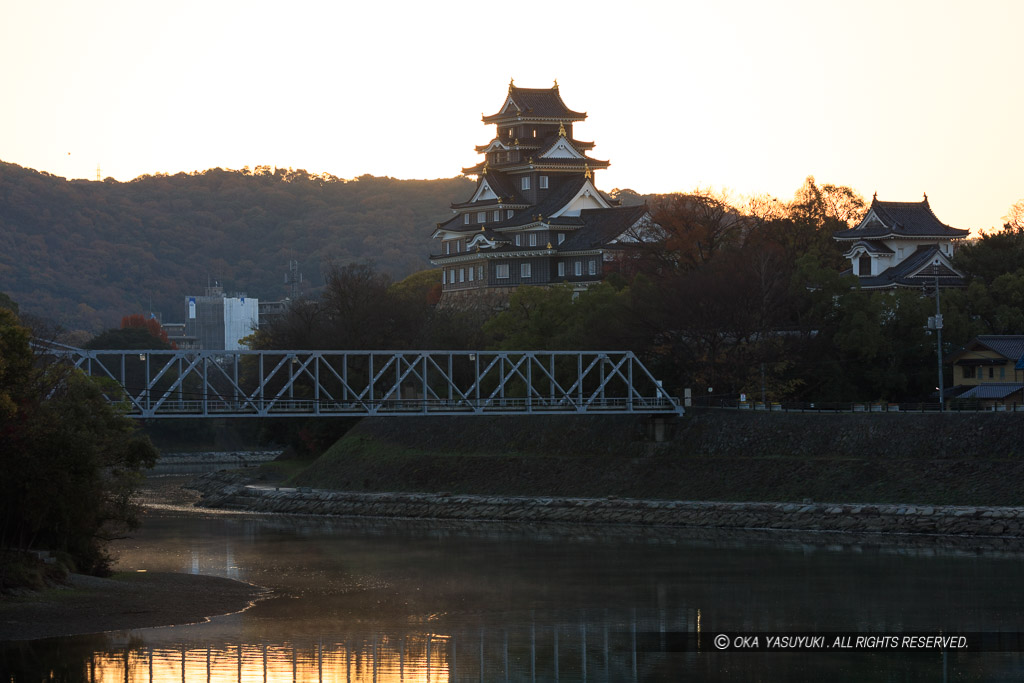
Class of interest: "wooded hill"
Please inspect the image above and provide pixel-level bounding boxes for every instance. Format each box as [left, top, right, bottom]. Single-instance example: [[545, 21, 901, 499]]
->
[[0, 161, 473, 332]]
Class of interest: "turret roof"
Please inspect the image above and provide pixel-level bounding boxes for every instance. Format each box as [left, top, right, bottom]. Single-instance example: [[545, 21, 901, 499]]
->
[[483, 84, 586, 123], [835, 196, 969, 240], [851, 245, 966, 289], [462, 157, 609, 176]]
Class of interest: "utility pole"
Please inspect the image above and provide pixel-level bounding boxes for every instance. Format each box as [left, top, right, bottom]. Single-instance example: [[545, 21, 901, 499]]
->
[[760, 362, 767, 405], [927, 270, 944, 411]]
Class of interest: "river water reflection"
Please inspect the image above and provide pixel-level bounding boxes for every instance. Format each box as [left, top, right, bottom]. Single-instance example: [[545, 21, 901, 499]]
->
[[5, 489, 1024, 681]]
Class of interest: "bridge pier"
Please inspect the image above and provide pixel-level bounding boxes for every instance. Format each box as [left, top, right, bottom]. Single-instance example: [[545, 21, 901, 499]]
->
[[645, 415, 677, 443]]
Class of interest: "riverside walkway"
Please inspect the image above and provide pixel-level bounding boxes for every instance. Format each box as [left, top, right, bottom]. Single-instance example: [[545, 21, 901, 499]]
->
[[32, 342, 682, 418]]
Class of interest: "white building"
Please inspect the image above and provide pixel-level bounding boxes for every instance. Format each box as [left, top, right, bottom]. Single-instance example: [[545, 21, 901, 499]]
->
[[185, 285, 258, 350]]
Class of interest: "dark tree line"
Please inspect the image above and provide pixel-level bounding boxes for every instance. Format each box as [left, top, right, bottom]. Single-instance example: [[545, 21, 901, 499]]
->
[[0, 160, 472, 333], [1, 297, 157, 587]]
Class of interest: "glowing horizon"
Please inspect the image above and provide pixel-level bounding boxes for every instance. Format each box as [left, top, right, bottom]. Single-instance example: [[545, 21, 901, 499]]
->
[[2, 1, 1022, 233]]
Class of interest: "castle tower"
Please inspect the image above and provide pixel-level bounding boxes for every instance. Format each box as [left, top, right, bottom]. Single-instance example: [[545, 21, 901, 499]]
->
[[430, 81, 650, 305]]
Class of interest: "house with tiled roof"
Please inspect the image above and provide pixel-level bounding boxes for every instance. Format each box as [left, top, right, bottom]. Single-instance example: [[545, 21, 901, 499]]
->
[[946, 335, 1024, 407], [430, 81, 653, 305], [833, 195, 970, 289]]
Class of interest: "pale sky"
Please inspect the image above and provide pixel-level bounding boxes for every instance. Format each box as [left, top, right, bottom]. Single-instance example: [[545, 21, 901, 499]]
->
[[2, 0, 1021, 232]]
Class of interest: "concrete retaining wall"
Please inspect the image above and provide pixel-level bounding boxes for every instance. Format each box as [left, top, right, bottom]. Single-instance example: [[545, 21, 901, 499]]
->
[[188, 472, 1024, 538]]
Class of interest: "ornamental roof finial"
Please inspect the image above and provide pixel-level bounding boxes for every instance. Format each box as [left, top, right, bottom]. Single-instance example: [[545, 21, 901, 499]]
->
[[553, 79, 558, 89], [558, 121, 566, 137], [873, 191, 877, 200], [584, 164, 592, 179], [923, 192, 928, 202], [509, 78, 514, 92]]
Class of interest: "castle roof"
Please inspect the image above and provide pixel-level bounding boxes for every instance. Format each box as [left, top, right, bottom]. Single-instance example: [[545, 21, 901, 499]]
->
[[851, 245, 965, 289], [835, 196, 969, 240], [437, 175, 595, 233], [483, 84, 586, 123], [561, 206, 650, 251]]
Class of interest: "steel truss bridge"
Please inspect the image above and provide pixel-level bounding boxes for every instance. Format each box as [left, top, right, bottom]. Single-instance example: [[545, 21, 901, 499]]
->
[[33, 343, 682, 418]]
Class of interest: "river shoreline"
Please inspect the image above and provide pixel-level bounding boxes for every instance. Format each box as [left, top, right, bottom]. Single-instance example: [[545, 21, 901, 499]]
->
[[189, 470, 1024, 539], [7, 467, 1023, 644], [0, 572, 265, 642]]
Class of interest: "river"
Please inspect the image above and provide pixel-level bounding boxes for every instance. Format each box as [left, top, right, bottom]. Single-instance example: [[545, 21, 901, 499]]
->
[[4, 473, 1024, 681]]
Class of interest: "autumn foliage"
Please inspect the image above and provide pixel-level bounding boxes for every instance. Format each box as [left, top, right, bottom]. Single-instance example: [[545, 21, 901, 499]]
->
[[120, 314, 175, 348]]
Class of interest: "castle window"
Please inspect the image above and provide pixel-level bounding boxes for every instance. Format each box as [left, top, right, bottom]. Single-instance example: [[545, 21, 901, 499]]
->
[[442, 270, 447, 285], [574, 261, 582, 276], [515, 234, 521, 246], [529, 233, 537, 247], [588, 259, 597, 276], [469, 267, 474, 282], [858, 255, 871, 276], [558, 262, 565, 277], [521, 263, 532, 278], [557, 233, 565, 245], [521, 177, 530, 191], [457, 240, 462, 253], [532, 129, 537, 138], [445, 241, 450, 255], [496, 263, 509, 279], [464, 214, 470, 225], [477, 265, 484, 280], [494, 210, 500, 221], [539, 176, 548, 189], [478, 212, 486, 223], [507, 210, 514, 219]]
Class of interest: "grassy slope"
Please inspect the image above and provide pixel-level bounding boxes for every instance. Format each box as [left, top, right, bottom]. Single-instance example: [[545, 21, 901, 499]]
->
[[286, 412, 1024, 506]]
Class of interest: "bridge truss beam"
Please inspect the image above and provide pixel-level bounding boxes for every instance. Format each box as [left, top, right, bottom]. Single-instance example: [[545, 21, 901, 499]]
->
[[32, 346, 682, 418]]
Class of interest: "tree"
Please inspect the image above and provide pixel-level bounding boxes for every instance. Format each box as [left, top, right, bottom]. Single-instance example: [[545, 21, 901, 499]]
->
[[1, 303, 157, 581], [644, 189, 752, 271], [483, 285, 580, 350], [85, 326, 174, 350], [1004, 199, 1024, 232], [954, 223, 1024, 286], [789, 176, 867, 228], [120, 313, 174, 347]]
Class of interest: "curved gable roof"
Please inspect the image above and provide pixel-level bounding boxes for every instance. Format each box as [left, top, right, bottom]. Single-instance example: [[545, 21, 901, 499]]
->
[[855, 245, 966, 288], [835, 197, 969, 240], [483, 85, 586, 123]]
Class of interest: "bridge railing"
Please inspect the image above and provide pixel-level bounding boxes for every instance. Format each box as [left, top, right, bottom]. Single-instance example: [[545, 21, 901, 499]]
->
[[30, 344, 683, 418]]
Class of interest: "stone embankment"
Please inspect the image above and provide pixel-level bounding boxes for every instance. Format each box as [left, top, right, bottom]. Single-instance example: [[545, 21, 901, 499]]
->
[[188, 472, 1024, 538], [159, 450, 281, 465]]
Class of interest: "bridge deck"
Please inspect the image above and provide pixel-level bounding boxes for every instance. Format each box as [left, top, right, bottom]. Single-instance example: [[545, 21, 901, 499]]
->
[[31, 346, 683, 418]]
